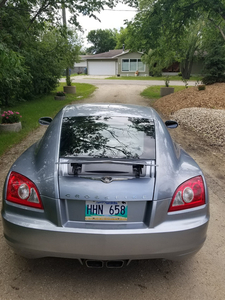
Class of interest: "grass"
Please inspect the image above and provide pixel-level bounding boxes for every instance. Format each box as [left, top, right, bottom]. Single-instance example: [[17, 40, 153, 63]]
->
[[107, 75, 202, 81], [0, 82, 96, 157], [141, 85, 187, 101]]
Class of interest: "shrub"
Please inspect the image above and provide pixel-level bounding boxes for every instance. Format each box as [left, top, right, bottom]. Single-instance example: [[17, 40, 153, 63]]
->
[[202, 75, 225, 85], [182, 78, 188, 88], [202, 43, 225, 85], [197, 84, 206, 91], [164, 76, 170, 87]]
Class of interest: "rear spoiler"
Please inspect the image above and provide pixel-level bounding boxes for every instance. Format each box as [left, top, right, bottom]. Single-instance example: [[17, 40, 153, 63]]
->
[[57, 158, 157, 167]]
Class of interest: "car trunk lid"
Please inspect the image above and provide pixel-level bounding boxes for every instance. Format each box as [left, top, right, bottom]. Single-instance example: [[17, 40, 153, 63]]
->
[[58, 159, 156, 227]]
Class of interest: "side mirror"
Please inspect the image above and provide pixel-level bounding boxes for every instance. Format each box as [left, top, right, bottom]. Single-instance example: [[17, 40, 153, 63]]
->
[[38, 117, 53, 125], [165, 120, 178, 129]]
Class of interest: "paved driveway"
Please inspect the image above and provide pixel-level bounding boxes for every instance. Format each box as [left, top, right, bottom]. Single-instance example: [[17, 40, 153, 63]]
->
[[60, 75, 196, 86]]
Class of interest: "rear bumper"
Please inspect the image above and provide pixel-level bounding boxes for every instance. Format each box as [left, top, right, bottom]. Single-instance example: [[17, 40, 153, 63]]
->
[[2, 212, 209, 261]]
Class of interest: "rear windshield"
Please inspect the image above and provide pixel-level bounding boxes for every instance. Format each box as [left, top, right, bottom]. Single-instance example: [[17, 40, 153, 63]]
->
[[60, 116, 155, 159]]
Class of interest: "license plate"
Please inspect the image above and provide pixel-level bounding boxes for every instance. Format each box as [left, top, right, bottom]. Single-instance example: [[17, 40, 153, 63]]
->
[[85, 201, 127, 221]]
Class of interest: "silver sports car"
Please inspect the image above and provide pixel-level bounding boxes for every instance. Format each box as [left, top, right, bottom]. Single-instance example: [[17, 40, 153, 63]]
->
[[1, 104, 209, 267]]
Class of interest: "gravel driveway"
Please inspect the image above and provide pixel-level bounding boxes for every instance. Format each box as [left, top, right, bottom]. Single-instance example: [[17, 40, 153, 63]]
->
[[0, 83, 225, 300]]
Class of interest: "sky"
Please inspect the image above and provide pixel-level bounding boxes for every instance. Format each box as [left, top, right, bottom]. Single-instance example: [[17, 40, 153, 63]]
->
[[76, 4, 137, 47]]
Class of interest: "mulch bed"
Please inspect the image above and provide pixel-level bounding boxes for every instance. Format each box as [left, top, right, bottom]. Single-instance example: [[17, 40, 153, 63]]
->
[[153, 83, 225, 116]]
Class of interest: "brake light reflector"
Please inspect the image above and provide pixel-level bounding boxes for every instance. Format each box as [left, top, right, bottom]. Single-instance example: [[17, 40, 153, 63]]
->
[[6, 171, 43, 209], [168, 176, 205, 212]]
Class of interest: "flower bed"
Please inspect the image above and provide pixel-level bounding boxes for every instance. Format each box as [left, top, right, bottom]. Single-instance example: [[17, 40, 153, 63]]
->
[[0, 111, 22, 132], [56, 91, 66, 97], [1, 111, 22, 124], [55, 91, 66, 100]]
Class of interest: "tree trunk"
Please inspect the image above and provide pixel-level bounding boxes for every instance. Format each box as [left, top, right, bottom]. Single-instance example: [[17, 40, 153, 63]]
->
[[181, 58, 194, 79]]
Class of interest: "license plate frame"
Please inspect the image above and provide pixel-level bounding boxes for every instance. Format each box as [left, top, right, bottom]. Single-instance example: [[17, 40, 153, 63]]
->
[[85, 201, 128, 221]]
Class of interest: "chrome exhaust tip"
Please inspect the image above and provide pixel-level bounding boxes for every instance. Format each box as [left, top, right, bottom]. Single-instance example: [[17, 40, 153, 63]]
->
[[85, 260, 104, 268], [106, 260, 125, 268]]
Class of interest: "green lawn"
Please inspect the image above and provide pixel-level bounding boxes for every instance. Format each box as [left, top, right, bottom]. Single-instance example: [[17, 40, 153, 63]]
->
[[0, 82, 96, 157], [107, 75, 202, 81], [141, 85, 187, 102]]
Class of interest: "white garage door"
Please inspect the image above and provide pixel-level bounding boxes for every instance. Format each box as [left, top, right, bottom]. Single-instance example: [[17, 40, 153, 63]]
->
[[88, 61, 116, 75]]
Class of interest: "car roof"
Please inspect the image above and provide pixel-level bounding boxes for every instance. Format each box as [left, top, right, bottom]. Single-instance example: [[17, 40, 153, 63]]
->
[[62, 104, 156, 119]]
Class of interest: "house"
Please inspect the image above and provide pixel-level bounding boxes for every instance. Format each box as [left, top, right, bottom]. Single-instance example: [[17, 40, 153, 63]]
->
[[162, 60, 204, 75], [74, 49, 149, 76], [73, 55, 87, 74], [74, 49, 204, 76]]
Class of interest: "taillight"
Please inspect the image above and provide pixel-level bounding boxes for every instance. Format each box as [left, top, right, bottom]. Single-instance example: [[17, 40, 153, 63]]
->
[[6, 171, 43, 209], [168, 176, 205, 212]]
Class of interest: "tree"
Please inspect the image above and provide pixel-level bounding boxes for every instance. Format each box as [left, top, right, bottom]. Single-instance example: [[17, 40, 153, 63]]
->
[[142, 48, 175, 77], [137, 0, 225, 42], [24, 26, 81, 96], [0, 3, 81, 105], [178, 23, 203, 79], [201, 28, 225, 84], [125, 2, 203, 78], [115, 27, 129, 49], [139, 0, 225, 79], [0, 0, 138, 105], [86, 29, 117, 54], [0, 0, 135, 29], [0, 43, 30, 106], [202, 43, 225, 84]]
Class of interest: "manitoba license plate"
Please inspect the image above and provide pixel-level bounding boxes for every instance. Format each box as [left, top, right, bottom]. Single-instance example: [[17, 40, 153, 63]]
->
[[85, 201, 127, 221]]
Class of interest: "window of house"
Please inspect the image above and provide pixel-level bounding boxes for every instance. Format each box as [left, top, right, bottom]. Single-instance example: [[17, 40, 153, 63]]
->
[[122, 59, 129, 71], [122, 59, 145, 72], [130, 59, 137, 71]]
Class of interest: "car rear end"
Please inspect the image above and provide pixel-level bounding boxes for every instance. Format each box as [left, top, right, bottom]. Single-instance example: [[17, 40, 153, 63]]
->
[[1, 104, 209, 263]]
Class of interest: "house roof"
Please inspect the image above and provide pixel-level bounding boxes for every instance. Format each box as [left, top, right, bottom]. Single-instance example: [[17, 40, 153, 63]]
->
[[84, 49, 130, 60], [79, 49, 144, 61]]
